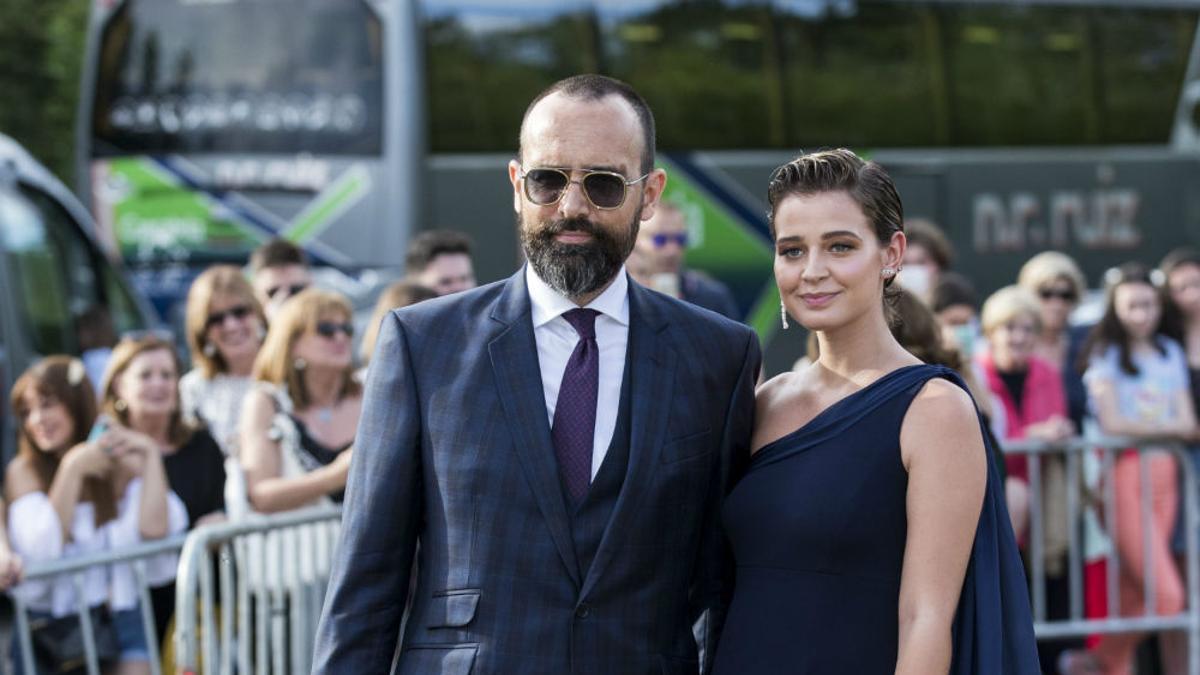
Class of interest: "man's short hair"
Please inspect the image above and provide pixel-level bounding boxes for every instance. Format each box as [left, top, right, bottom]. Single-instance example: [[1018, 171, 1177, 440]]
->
[[931, 272, 978, 313], [903, 219, 954, 270], [519, 74, 657, 175], [406, 230, 474, 274], [250, 238, 308, 274]]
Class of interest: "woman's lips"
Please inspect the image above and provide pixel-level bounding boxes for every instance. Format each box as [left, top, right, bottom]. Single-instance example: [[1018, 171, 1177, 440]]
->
[[800, 292, 839, 309]]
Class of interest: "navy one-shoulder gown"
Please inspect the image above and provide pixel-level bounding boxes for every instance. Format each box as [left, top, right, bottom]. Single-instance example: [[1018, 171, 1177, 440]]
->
[[712, 365, 1039, 674]]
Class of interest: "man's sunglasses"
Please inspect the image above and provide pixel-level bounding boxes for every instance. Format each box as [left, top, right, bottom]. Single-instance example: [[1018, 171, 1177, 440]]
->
[[651, 233, 688, 249], [267, 283, 308, 300], [1038, 288, 1077, 302], [205, 304, 253, 330], [518, 167, 651, 210], [315, 321, 354, 339]]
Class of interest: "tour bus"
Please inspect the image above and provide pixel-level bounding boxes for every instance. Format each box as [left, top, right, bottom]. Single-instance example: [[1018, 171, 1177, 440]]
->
[[0, 133, 155, 459], [77, 0, 1200, 372]]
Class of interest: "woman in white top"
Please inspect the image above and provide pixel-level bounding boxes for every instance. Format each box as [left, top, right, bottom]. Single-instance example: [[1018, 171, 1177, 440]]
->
[[6, 356, 185, 675], [180, 265, 267, 456]]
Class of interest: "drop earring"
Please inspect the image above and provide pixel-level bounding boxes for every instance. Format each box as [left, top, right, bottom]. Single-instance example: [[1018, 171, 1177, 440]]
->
[[780, 300, 789, 330], [294, 357, 307, 371], [203, 343, 217, 358]]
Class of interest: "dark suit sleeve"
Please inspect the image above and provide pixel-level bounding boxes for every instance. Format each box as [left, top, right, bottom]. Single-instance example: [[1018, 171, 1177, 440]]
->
[[313, 311, 423, 673], [694, 328, 760, 673]]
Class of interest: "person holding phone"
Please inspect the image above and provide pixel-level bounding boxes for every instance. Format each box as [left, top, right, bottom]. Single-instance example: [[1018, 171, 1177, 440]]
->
[[6, 356, 185, 675]]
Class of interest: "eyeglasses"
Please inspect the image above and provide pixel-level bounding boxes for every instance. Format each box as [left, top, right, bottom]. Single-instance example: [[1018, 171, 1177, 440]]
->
[[651, 233, 688, 249], [1038, 288, 1077, 303], [518, 166, 651, 210], [267, 283, 308, 300], [315, 321, 354, 339], [205, 304, 253, 330]]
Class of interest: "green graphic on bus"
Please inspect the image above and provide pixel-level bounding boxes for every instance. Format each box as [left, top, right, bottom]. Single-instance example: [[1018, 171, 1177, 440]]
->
[[657, 157, 777, 342]]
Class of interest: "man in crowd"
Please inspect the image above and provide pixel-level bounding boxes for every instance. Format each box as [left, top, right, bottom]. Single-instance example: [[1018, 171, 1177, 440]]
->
[[629, 202, 740, 320], [405, 229, 478, 295], [314, 74, 759, 674], [248, 238, 312, 321]]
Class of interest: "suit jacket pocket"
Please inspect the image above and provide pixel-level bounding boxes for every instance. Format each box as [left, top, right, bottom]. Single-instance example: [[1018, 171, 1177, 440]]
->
[[398, 643, 477, 675], [427, 589, 480, 628], [660, 654, 700, 675], [660, 429, 713, 464]]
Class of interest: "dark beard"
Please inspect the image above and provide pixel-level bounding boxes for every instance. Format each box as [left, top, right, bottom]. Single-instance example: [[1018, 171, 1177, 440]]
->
[[520, 212, 639, 299]]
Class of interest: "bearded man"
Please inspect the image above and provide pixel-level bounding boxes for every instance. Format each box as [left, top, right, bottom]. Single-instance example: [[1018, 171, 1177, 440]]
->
[[313, 74, 760, 675]]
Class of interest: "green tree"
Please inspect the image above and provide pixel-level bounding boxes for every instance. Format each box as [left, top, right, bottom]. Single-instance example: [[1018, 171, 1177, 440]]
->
[[0, 0, 89, 183]]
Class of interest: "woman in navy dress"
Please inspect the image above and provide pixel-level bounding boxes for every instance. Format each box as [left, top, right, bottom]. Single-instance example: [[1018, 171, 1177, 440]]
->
[[712, 149, 1039, 674]]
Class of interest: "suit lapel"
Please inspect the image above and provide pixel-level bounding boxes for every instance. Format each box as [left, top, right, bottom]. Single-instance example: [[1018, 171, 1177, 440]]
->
[[488, 269, 582, 587], [579, 281, 676, 600]]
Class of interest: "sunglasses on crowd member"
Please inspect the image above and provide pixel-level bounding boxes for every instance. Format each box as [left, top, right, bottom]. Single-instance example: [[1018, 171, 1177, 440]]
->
[[518, 166, 651, 210], [205, 304, 253, 330], [652, 233, 688, 249], [1038, 287, 1077, 302], [267, 283, 308, 300], [315, 321, 354, 339]]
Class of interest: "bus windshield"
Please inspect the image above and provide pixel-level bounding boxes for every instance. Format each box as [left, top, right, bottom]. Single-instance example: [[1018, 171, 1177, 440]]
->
[[91, 0, 384, 157], [424, 0, 1199, 151]]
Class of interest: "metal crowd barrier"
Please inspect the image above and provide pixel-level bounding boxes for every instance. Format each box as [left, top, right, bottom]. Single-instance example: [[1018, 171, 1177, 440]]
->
[[2, 533, 187, 675], [173, 506, 342, 675], [1004, 437, 1200, 672]]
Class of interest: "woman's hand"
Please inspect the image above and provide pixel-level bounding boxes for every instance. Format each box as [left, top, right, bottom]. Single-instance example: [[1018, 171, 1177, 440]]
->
[[1025, 415, 1074, 443], [0, 544, 23, 589], [63, 441, 113, 479], [100, 426, 160, 459]]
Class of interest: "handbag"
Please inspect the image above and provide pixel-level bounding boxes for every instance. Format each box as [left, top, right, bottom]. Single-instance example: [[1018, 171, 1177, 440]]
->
[[28, 605, 120, 675]]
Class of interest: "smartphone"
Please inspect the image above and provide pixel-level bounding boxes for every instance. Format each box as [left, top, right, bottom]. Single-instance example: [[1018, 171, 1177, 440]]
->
[[88, 414, 111, 452]]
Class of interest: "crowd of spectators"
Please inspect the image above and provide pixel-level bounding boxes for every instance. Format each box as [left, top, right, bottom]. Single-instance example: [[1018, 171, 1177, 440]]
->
[[3, 216, 1200, 674]]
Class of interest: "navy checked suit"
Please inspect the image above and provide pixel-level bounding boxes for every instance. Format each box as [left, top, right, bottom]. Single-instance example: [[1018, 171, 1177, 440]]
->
[[312, 268, 760, 675]]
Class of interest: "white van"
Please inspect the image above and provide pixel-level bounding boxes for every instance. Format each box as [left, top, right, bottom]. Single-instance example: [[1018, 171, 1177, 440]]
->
[[0, 133, 156, 459]]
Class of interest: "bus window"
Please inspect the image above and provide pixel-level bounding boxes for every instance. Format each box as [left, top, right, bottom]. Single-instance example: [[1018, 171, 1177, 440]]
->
[[91, 0, 384, 156], [0, 187, 76, 355], [598, 1, 786, 149], [774, 2, 945, 148], [424, 1, 600, 152], [0, 184, 144, 356]]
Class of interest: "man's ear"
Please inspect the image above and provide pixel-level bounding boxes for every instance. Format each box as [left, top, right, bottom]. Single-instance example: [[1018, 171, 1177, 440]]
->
[[508, 159, 524, 215], [638, 168, 668, 222]]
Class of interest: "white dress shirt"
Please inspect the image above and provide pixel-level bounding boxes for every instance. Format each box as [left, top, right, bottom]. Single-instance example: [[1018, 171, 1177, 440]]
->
[[527, 265, 630, 480]]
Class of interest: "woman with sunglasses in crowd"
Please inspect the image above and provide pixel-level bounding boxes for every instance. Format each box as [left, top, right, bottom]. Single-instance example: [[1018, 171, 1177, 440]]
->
[[1065, 263, 1196, 675], [1018, 251, 1091, 431], [6, 355, 186, 675], [238, 289, 360, 516], [180, 265, 268, 456]]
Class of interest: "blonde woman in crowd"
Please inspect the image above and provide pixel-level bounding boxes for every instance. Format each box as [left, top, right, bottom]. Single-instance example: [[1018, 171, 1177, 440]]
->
[[7, 355, 185, 675], [977, 286, 1074, 542], [359, 280, 437, 369], [100, 335, 226, 649], [239, 289, 360, 515], [180, 265, 267, 455], [1017, 251, 1090, 429]]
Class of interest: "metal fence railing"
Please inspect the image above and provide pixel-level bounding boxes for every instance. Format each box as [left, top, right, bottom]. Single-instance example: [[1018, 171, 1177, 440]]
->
[[3, 534, 187, 675], [173, 506, 342, 675], [1004, 437, 1200, 672]]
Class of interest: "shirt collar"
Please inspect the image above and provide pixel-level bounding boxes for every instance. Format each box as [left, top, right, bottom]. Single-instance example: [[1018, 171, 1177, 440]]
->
[[526, 264, 630, 329]]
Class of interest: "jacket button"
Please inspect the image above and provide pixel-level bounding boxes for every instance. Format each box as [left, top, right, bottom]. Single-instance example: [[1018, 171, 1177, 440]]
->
[[575, 604, 591, 619]]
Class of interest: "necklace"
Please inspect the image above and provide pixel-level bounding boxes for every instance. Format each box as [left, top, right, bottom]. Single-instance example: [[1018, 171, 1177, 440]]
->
[[315, 405, 335, 424]]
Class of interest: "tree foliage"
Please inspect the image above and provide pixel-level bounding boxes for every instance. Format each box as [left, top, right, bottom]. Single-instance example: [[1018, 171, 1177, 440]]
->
[[0, 0, 88, 183]]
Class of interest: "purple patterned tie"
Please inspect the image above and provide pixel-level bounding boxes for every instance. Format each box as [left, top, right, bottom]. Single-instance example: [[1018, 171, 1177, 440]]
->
[[552, 308, 600, 505]]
